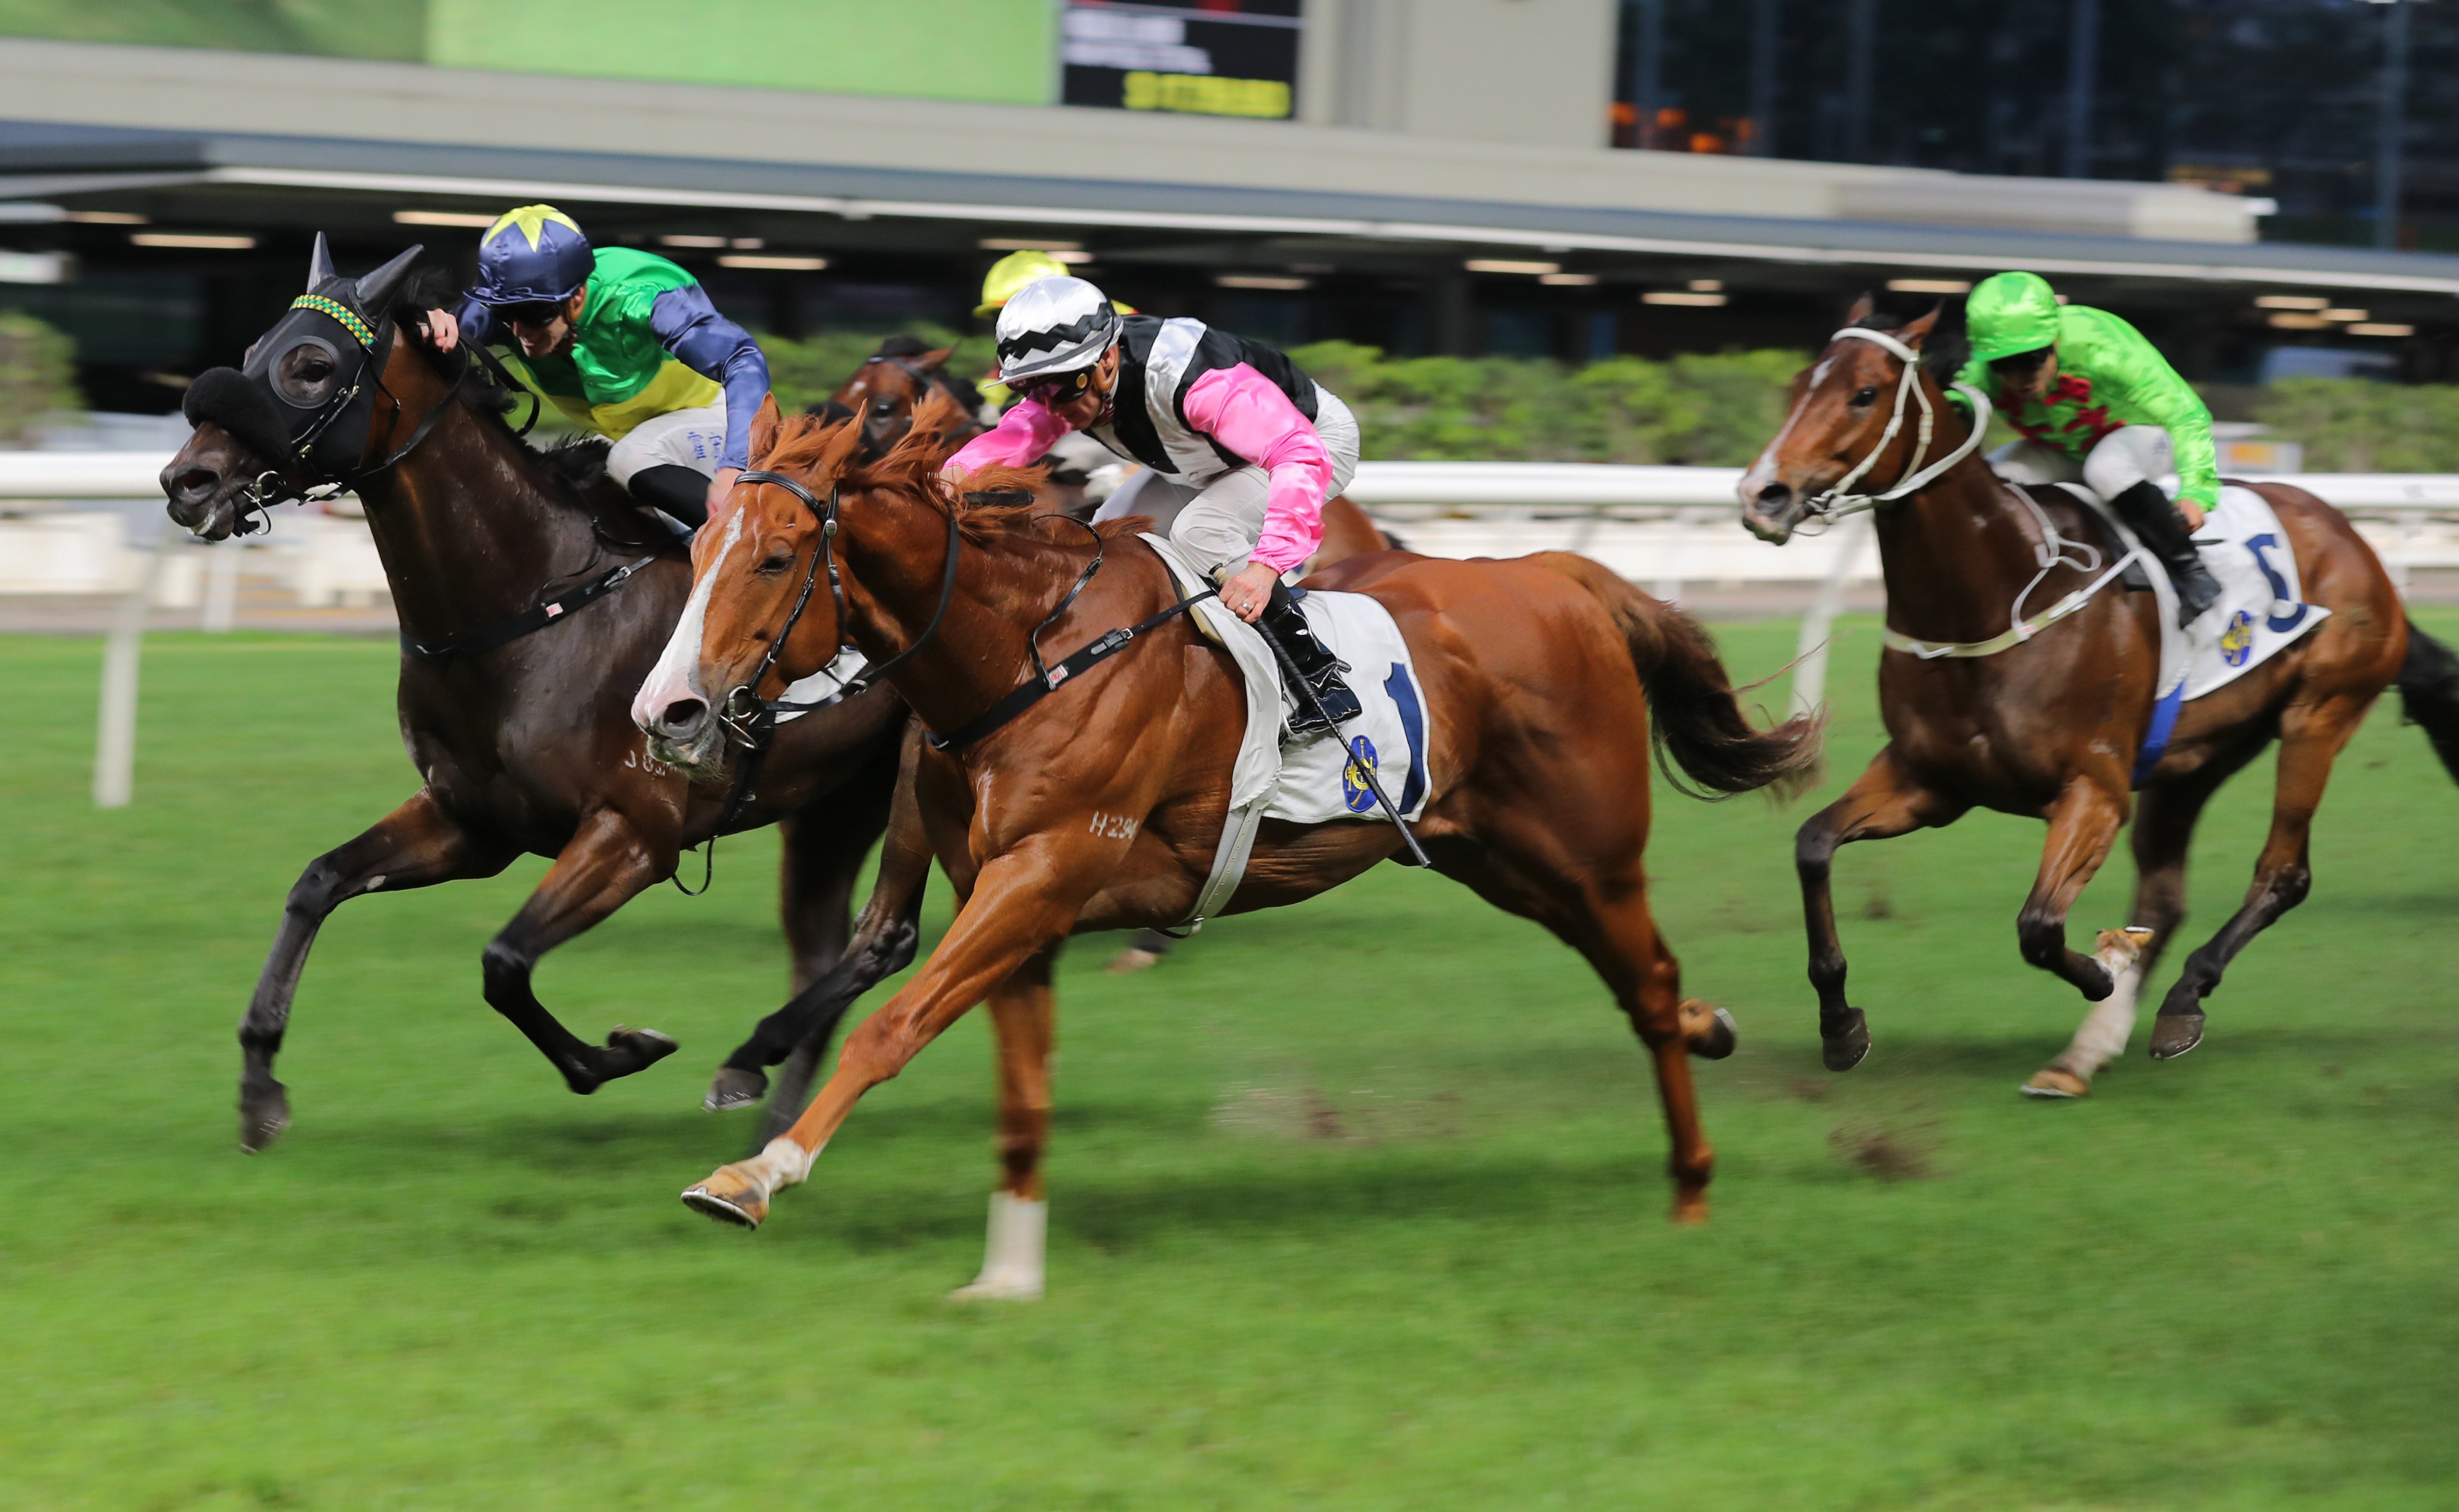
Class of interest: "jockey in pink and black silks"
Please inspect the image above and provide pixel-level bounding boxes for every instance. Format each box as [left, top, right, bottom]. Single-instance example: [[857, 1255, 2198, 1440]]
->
[[1951, 270, 2222, 627], [943, 274, 1366, 733], [423, 205, 771, 531]]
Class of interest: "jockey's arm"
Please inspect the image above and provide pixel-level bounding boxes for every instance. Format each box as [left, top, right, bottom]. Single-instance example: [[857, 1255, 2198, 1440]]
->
[[940, 398, 1075, 480], [650, 286, 768, 478], [2089, 313, 2221, 521], [421, 298, 494, 355], [1183, 365, 1334, 617]]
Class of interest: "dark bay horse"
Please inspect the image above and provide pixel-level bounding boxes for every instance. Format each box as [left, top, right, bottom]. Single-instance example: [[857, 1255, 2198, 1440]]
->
[[1739, 301, 2459, 1094], [634, 394, 1818, 1294], [160, 239, 907, 1151]]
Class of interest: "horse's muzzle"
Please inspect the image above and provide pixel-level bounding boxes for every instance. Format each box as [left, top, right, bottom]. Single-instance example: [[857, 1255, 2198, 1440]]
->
[[1742, 481, 1804, 546], [638, 687, 728, 779]]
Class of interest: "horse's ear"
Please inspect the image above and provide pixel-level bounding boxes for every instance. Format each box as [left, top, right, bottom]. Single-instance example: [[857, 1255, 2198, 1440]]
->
[[307, 232, 336, 291], [917, 346, 956, 373], [354, 244, 423, 311], [1844, 291, 1876, 327], [910, 386, 966, 445], [750, 393, 784, 463], [1900, 304, 1942, 349]]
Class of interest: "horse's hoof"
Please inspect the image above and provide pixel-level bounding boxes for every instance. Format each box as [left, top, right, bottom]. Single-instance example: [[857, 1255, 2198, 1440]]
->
[[1669, 1190, 1710, 1226], [705, 1066, 768, 1112], [237, 1083, 291, 1154], [681, 1177, 767, 1230], [1103, 947, 1162, 975], [1682, 1001, 1738, 1061], [1822, 1010, 1870, 1072], [2148, 1011, 2206, 1061], [2021, 1067, 2090, 1099], [609, 1026, 679, 1070]]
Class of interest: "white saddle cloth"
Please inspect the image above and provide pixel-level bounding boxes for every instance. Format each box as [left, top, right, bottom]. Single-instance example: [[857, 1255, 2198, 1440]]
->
[[1139, 533, 1435, 929]]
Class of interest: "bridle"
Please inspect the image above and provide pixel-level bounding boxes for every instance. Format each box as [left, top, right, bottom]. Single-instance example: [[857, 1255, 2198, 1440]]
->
[[1802, 325, 1993, 520], [713, 468, 959, 748], [230, 313, 540, 534]]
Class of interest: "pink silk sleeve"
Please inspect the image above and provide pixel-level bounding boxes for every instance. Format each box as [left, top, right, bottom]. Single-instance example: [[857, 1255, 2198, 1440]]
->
[[1181, 364, 1333, 575], [941, 398, 1074, 478]]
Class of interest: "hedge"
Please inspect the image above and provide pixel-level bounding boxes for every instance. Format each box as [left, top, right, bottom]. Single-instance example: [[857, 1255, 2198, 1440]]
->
[[0, 312, 81, 444]]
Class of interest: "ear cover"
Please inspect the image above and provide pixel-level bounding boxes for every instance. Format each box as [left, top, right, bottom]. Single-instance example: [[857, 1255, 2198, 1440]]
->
[[308, 232, 337, 291], [354, 244, 424, 313], [183, 367, 294, 466]]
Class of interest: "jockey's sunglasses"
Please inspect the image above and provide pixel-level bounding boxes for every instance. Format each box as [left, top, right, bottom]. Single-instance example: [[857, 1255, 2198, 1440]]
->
[[1015, 367, 1096, 407], [497, 300, 570, 327]]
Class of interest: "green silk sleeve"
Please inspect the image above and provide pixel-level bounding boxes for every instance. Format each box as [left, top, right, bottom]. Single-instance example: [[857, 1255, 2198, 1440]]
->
[[1944, 353, 1987, 416], [2078, 309, 2221, 507]]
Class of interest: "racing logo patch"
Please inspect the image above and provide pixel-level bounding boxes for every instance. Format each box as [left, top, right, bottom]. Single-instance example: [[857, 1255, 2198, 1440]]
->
[[1341, 735, 1379, 814], [2219, 609, 2256, 668]]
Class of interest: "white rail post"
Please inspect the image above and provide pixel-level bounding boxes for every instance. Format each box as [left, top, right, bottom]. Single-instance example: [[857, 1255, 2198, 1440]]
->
[[94, 515, 177, 809], [1790, 513, 1873, 719], [202, 541, 240, 632]]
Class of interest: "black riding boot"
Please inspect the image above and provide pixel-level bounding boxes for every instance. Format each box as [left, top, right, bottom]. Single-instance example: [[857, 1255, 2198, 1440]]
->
[[1256, 580, 1362, 735], [629, 464, 708, 532], [2111, 480, 2221, 628]]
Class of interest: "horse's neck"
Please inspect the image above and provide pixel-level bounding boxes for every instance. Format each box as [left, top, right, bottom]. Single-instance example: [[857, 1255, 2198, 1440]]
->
[[838, 495, 1075, 735], [353, 372, 607, 643], [1873, 448, 2056, 643]]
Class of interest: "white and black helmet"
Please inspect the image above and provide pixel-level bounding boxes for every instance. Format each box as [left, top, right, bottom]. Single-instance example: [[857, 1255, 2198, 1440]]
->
[[994, 276, 1120, 382]]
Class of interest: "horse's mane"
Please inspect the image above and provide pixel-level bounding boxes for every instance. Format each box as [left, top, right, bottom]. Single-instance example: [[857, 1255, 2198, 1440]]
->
[[756, 389, 1145, 546]]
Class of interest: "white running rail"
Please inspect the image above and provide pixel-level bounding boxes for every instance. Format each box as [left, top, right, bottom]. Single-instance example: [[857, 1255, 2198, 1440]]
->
[[17, 454, 2459, 805]]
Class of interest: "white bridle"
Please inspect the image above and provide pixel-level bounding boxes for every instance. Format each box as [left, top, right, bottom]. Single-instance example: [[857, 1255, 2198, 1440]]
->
[[1807, 326, 1993, 518]]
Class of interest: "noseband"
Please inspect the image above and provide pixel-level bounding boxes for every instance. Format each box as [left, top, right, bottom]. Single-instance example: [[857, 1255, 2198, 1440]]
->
[[716, 468, 961, 744], [1803, 326, 1994, 520]]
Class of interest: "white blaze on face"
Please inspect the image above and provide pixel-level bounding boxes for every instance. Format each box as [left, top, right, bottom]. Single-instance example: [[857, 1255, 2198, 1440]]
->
[[1738, 353, 1833, 506], [632, 507, 744, 732]]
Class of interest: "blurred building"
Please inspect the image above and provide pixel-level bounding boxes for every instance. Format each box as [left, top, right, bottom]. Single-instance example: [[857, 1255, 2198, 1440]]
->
[[0, 3, 2454, 412]]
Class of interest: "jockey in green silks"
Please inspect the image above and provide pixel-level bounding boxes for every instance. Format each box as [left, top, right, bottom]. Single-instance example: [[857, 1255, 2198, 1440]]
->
[[422, 204, 771, 532], [1952, 270, 2222, 627]]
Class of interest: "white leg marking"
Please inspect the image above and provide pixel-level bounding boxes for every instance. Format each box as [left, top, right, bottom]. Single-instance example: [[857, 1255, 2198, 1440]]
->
[[745, 1133, 821, 1194], [949, 1193, 1046, 1301], [2027, 927, 2153, 1096], [630, 509, 742, 731]]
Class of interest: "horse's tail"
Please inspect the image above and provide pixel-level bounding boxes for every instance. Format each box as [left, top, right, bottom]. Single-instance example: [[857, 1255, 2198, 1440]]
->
[[1531, 552, 1824, 800], [2395, 619, 2459, 786]]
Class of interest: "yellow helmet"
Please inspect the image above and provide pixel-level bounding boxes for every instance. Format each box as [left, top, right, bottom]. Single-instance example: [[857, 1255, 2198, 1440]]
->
[[976, 250, 1074, 317]]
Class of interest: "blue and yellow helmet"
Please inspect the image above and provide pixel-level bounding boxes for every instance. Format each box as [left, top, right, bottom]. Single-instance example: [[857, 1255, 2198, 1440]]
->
[[469, 204, 595, 306]]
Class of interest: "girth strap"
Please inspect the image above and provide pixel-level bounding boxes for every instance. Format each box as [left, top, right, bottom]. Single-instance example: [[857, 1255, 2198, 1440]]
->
[[402, 555, 655, 659]]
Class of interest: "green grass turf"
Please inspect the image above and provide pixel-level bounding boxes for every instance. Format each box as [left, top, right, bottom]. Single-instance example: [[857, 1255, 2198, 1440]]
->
[[2, 614, 2457, 1511]]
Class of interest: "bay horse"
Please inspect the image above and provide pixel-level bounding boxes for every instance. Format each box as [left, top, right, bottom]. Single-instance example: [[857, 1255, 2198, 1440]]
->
[[160, 239, 907, 1151], [632, 392, 1818, 1293], [1738, 301, 2459, 1094]]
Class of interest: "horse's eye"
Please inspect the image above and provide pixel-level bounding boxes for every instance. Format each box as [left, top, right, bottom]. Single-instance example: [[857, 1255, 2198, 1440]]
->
[[756, 549, 795, 577], [871, 398, 896, 414], [1851, 385, 1880, 406]]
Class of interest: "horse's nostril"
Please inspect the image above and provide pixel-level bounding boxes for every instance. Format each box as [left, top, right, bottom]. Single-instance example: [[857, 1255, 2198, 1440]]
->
[[1756, 483, 1794, 509], [170, 467, 221, 504], [659, 698, 707, 736]]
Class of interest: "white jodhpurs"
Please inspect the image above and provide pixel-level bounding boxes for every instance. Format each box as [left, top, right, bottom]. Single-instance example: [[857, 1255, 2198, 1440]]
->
[[1988, 423, 2174, 503], [605, 401, 730, 486], [1091, 389, 1362, 578]]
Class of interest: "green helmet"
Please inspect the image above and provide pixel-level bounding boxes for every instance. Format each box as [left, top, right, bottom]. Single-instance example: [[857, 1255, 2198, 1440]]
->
[[1964, 270, 2062, 364]]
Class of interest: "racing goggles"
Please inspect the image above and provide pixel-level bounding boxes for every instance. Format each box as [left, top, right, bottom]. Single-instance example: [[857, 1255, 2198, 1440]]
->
[[496, 300, 572, 328], [1014, 366, 1098, 408]]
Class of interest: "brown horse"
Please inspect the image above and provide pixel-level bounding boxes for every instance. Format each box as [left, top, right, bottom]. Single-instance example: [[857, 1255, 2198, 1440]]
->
[[160, 240, 908, 1149], [1739, 301, 2459, 1094], [632, 393, 1818, 1293]]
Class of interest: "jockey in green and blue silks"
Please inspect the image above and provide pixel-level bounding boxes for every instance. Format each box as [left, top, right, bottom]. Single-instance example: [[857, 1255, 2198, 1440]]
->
[[1949, 270, 2222, 627], [422, 204, 770, 530]]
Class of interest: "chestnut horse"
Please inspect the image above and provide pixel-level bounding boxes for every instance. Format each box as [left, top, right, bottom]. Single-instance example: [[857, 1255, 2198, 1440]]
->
[[161, 240, 907, 1149], [1739, 303, 2459, 1094], [632, 394, 1817, 1294]]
